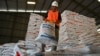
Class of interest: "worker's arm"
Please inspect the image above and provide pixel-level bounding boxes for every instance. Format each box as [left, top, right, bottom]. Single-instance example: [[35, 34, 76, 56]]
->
[[58, 13, 62, 23], [44, 12, 48, 22]]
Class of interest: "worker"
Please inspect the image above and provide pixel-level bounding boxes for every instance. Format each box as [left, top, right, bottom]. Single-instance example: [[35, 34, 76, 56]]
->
[[44, 0, 61, 38], [45, 1, 61, 27], [44, 1, 62, 51]]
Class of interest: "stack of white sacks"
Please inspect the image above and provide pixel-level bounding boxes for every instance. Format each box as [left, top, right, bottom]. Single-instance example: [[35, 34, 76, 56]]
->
[[92, 33, 100, 47], [57, 10, 97, 50], [0, 43, 16, 56], [25, 13, 44, 42], [0, 13, 44, 56]]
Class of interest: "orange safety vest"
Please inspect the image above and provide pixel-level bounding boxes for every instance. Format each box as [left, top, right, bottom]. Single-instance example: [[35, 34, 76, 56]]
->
[[47, 10, 58, 23]]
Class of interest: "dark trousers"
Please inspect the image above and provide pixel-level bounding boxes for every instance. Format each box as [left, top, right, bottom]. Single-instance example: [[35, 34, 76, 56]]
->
[[55, 25, 59, 42]]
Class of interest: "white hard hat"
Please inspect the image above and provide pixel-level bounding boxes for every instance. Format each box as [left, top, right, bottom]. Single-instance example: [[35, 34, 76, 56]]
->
[[51, 1, 58, 7]]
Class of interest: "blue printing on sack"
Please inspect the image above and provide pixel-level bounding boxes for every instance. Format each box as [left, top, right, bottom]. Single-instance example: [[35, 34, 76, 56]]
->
[[40, 33, 57, 41], [42, 24, 54, 30]]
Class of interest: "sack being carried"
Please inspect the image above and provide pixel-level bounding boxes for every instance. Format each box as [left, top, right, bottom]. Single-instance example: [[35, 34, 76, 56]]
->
[[35, 22, 57, 45]]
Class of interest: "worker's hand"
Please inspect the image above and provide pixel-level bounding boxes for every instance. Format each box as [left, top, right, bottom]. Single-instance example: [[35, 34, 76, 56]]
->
[[56, 23, 59, 27], [44, 19, 48, 22], [55, 21, 60, 27], [45, 19, 55, 24]]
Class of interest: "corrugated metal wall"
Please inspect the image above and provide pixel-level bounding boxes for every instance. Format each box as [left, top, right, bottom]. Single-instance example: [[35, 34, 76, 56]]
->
[[0, 12, 29, 44]]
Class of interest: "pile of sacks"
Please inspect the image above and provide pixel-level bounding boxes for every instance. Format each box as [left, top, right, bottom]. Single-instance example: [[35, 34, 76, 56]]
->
[[0, 40, 43, 56], [92, 33, 100, 47], [0, 11, 100, 56], [16, 41, 43, 56], [57, 10, 97, 50], [0, 43, 16, 56], [25, 13, 44, 42]]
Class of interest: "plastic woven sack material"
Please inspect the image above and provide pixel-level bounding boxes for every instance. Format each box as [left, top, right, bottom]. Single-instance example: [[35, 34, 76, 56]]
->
[[78, 32, 96, 45], [38, 22, 55, 37], [57, 42, 79, 51], [35, 22, 57, 45], [58, 10, 96, 48], [25, 41, 42, 51], [25, 13, 44, 41], [13, 44, 24, 56], [16, 41, 42, 56], [0, 43, 16, 56], [92, 33, 100, 47], [44, 51, 82, 56]]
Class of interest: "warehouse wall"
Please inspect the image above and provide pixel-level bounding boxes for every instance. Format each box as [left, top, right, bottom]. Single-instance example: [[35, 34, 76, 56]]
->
[[0, 12, 30, 44]]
